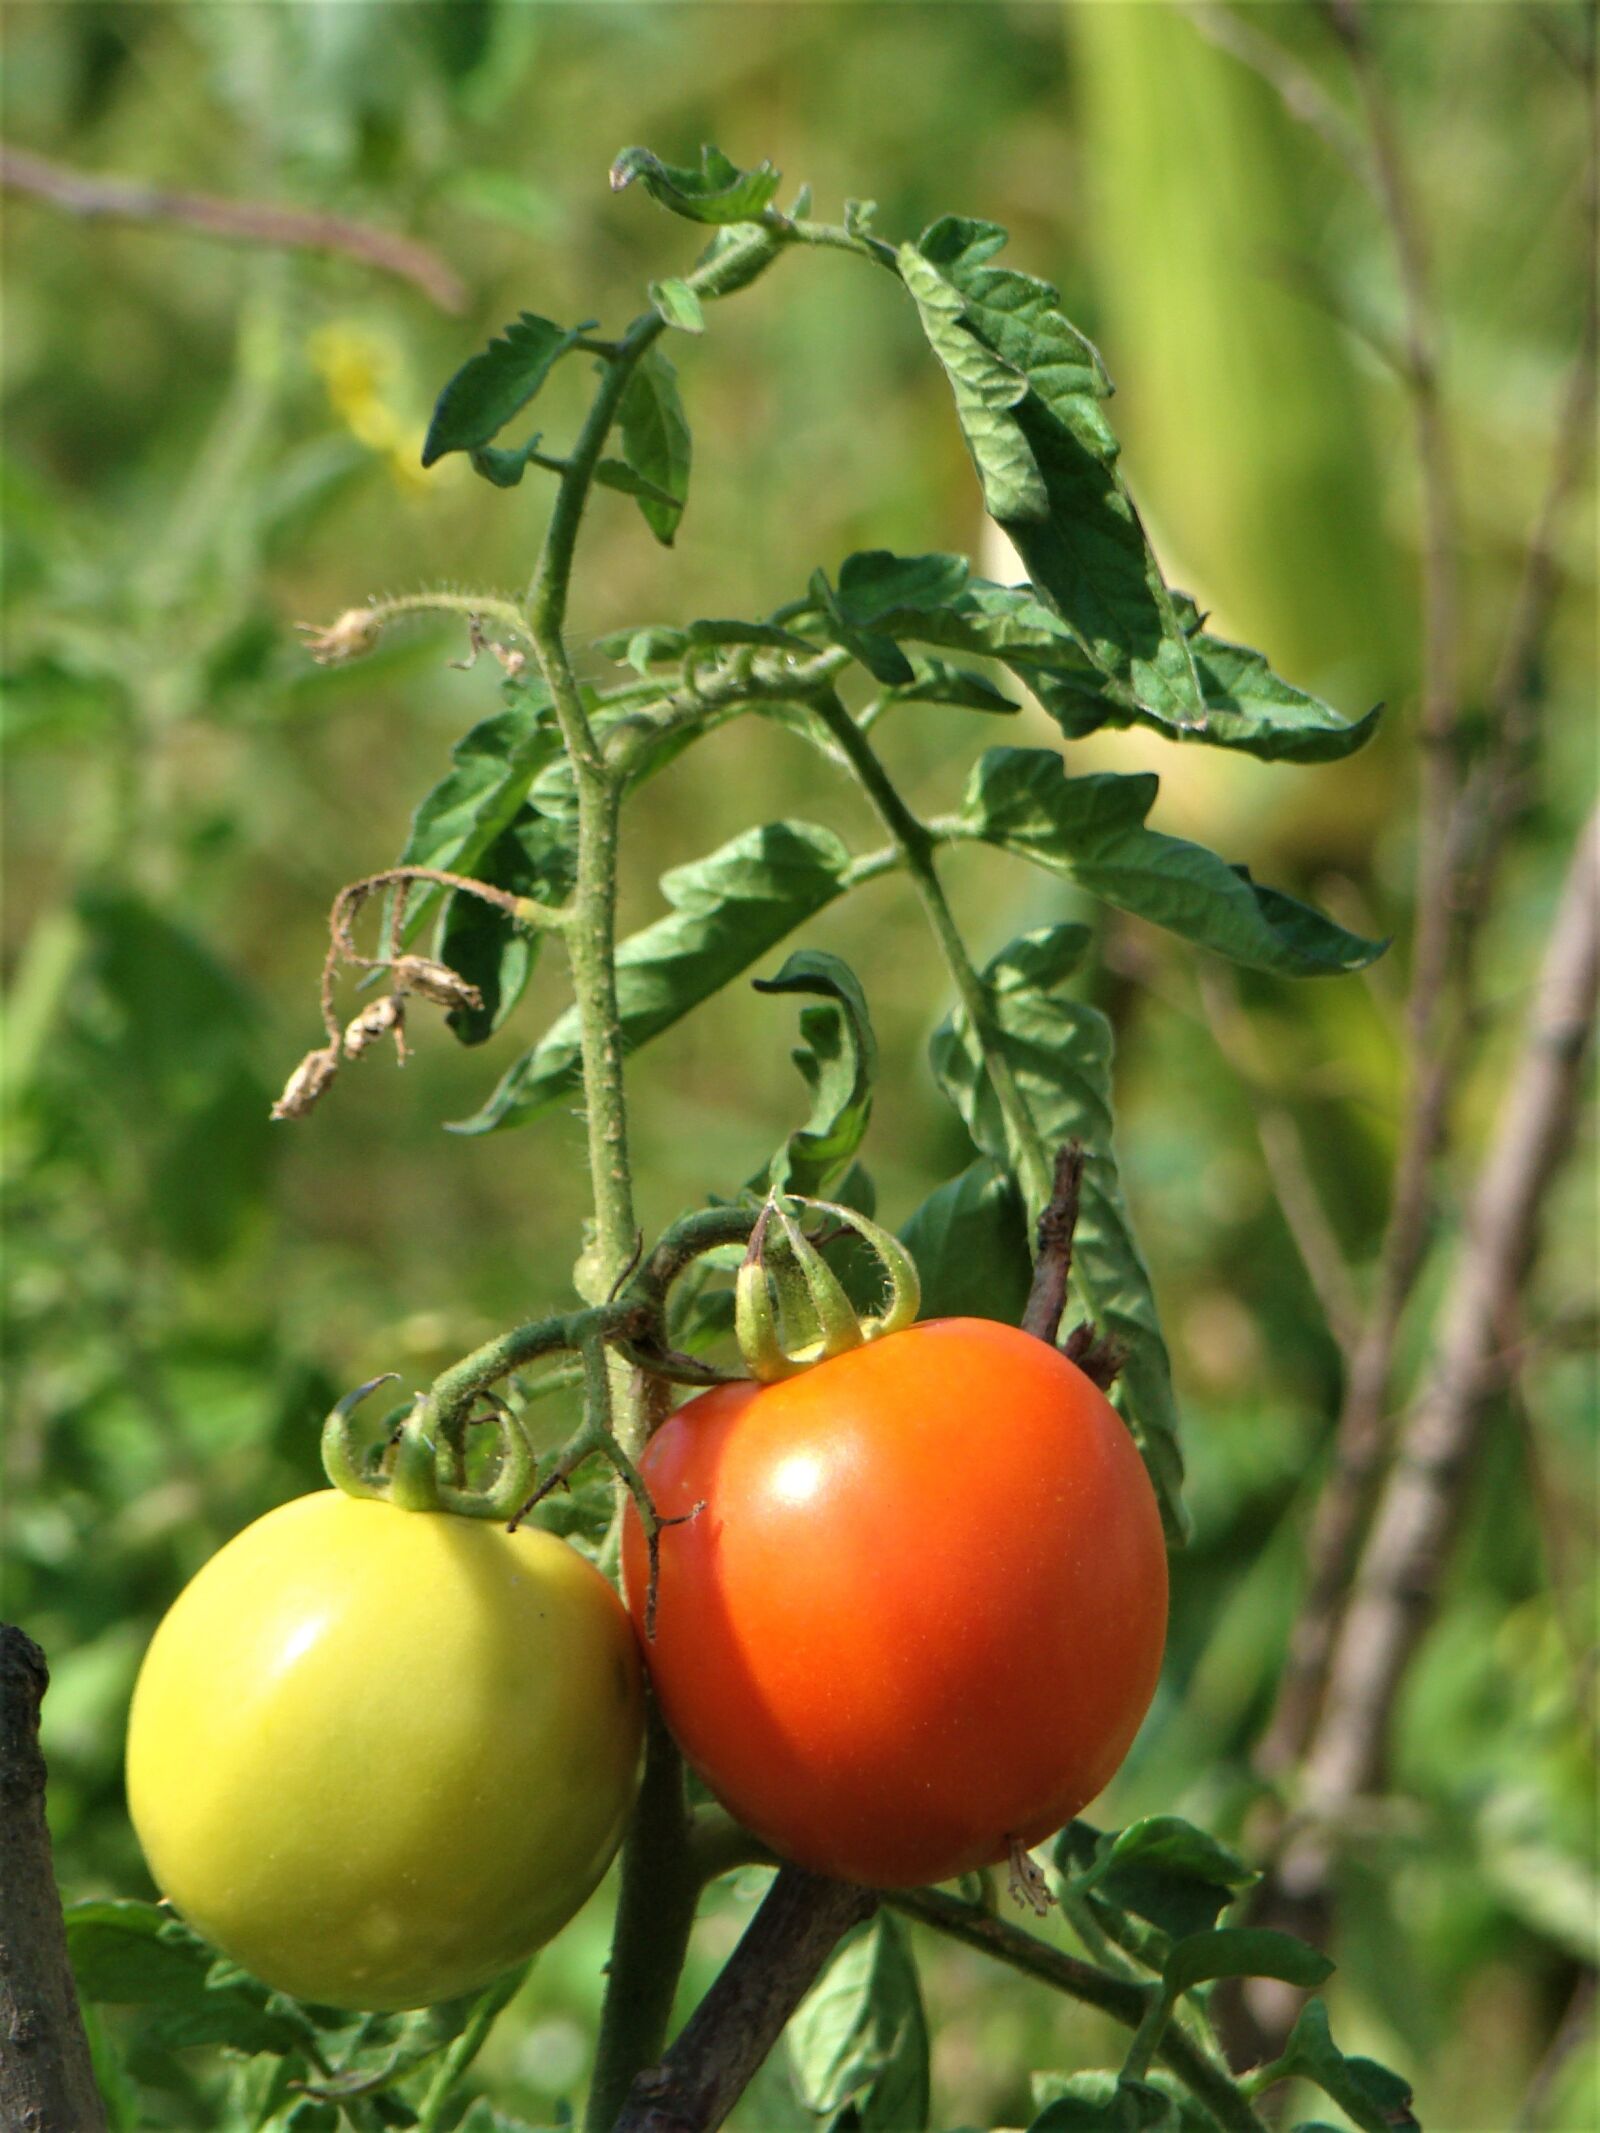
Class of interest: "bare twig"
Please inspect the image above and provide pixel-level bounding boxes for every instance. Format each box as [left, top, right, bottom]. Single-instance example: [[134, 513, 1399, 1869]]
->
[[612, 1869, 878, 2133], [1021, 1142, 1085, 1345], [0, 1626, 108, 2133], [1257, 4, 1599, 1779], [0, 142, 466, 311], [1282, 804, 1598, 1875]]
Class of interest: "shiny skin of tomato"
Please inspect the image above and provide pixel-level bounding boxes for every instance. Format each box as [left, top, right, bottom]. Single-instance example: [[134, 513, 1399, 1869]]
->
[[126, 1491, 643, 2010], [622, 1317, 1167, 1888]]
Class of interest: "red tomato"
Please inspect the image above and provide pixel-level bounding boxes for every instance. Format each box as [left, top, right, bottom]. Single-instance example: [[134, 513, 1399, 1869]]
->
[[622, 1316, 1167, 1887]]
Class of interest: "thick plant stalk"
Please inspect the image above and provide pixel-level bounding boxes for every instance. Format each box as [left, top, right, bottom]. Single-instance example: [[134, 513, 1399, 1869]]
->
[[0, 1626, 108, 2133], [611, 1870, 879, 2133]]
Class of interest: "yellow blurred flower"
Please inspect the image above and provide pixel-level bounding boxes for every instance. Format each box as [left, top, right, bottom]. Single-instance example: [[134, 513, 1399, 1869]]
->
[[308, 321, 435, 492]]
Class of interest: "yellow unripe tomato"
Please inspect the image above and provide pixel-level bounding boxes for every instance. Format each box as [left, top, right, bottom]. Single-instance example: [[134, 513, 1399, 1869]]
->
[[126, 1491, 642, 2011]]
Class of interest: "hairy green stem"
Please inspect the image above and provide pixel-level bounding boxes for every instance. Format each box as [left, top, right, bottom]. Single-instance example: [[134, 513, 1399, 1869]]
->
[[808, 689, 1054, 1214]]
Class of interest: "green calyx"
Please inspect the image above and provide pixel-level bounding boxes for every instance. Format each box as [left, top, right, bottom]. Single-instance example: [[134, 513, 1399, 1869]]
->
[[734, 1194, 922, 1384], [321, 1376, 536, 1519]]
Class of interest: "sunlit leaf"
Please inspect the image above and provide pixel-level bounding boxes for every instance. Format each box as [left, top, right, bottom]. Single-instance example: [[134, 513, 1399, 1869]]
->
[[958, 748, 1385, 975], [787, 1914, 930, 2132]]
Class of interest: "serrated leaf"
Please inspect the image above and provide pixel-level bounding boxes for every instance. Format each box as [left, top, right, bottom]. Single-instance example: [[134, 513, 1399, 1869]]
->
[[1275, 2001, 1419, 2133], [438, 805, 575, 1045], [1033, 2071, 1213, 2133], [392, 690, 563, 944], [649, 276, 706, 333], [903, 228, 1202, 720], [898, 244, 1046, 521], [618, 346, 691, 543], [899, 1157, 1034, 1324], [1164, 1927, 1333, 1996], [751, 950, 877, 1198], [787, 1914, 930, 2132], [66, 1900, 314, 2057], [958, 749, 1384, 976], [844, 198, 879, 237], [422, 314, 581, 467], [610, 142, 782, 225], [929, 927, 1186, 1539], [1076, 1816, 1256, 1940], [453, 821, 852, 1133], [1032, 602, 1383, 764]]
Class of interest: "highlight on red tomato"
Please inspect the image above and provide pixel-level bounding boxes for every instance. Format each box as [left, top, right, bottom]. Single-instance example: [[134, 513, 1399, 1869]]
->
[[126, 1490, 644, 2010], [622, 1316, 1168, 1889]]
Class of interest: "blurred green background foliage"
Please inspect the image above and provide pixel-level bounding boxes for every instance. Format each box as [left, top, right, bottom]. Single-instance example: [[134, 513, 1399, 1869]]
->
[[2, 5, 1594, 2129]]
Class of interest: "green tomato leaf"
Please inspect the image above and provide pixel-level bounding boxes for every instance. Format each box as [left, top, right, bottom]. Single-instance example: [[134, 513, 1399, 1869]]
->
[[959, 748, 1385, 976], [787, 1914, 931, 2132], [610, 142, 782, 225], [1032, 596, 1383, 764], [1274, 2001, 1419, 2133], [929, 926, 1186, 1540], [897, 243, 1046, 522], [392, 688, 564, 944], [1073, 1816, 1257, 1941], [437, 805, 576, 1045], [883, 658, 1019, 714], [422, 314, 582, 467], [1028, 2073, 1176, 2131], [618, 346, 691, 543], [751, 949, 877, 1199], [66, 1900, 315, 2057], [594, 457, 687, 515], [1163, 1927, 1333, 1997], [810, 567, 915, 687], [453, 822, 852, 1133], [468, 436, 546, 489], [649, 276, 706, 333], [899, 1157, 1034, 1324], [901, 227, 1202, 721]]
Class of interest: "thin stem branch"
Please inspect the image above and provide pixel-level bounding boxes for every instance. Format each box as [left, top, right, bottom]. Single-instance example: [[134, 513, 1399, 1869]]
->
[[0, 141, 465, 311], [809, 689, 1053, 1215], [886, 1889, 1268, 2133]]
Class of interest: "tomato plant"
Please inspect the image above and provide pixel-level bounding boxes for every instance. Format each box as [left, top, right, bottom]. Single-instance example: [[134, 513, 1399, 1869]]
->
[[126, 1481, 643, 2011], [622, 1317, 1168, 1888]]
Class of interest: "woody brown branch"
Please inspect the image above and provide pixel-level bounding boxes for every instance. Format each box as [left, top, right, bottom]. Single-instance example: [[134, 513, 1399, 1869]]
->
[[1254, 0, 1596, 1782], [0, 1626, 108, 2133], [0, 142, 465, 311], [612, 1868, 878, 2133], [1282, 802, 1598, 1882]]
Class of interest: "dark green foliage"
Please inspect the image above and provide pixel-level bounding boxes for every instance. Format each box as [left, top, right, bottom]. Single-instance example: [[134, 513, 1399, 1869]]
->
[[422, 314, 583, 467], [454, 822, 852, 1133], [617, 347, 691, 542], [787, 1915, 930, 2132], [752, 950, 876, 1199]]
